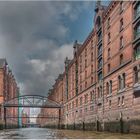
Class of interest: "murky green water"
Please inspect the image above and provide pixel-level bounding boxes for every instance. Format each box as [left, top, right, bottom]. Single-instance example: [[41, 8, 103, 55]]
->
[[0, 128, 140, 139]]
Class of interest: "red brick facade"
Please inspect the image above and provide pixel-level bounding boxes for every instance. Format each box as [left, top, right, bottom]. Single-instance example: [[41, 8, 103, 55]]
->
[[0, 59, 19, 127], [39, 1, 140, 133]]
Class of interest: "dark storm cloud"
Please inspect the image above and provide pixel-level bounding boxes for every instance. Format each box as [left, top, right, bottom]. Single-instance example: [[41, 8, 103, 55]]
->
[[0, 1, 95, 96]]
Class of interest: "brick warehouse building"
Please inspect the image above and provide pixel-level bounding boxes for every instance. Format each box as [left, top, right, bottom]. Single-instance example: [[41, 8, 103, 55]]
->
[[0, 59, 19, 128], [39, 1, 140, 133]]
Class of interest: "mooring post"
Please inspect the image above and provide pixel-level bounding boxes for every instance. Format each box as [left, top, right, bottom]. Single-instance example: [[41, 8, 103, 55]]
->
[[4, 107, 7, 129]]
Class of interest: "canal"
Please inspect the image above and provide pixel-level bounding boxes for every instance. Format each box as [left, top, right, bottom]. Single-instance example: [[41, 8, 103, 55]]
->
[[0, 128, 140, 139]]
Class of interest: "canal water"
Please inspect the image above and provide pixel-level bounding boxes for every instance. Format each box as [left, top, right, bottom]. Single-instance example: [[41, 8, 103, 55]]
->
[[0, 128, 140, 139]]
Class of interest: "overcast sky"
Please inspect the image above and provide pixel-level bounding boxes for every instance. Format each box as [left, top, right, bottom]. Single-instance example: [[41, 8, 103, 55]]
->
[[0, 1, 109, 96]]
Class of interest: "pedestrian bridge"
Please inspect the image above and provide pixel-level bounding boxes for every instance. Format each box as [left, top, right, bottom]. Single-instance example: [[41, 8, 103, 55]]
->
[[2, 94, 61, 108]]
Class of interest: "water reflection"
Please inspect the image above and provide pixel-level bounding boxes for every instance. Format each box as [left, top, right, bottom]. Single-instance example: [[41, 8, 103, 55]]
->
[[0, 128, 140, 139]]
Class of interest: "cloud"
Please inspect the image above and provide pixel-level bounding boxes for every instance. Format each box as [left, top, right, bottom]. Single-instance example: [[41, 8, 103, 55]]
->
[[0, 1, 95, 96]]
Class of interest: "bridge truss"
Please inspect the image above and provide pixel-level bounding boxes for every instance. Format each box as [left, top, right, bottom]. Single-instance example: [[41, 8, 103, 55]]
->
[[1, 95, 62, 129]]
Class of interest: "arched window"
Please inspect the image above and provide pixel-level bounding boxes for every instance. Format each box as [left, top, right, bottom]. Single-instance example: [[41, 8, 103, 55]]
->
[[91, 77, 93, 84], [108, 48, 111, 59], [106, 82, 109, 95], [110, 80, 112, 94], [120, 54, 123, 65], [90, 92, 93, 101], [118, 75, 122, 90], [120, 36, 124, 49], [122, 73, 125, 89], [91, 52, 93, 61]]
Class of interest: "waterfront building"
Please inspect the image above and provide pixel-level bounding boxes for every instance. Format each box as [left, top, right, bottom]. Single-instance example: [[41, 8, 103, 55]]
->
[[40, 1, 140, 133], [0, 58, 19, 128]]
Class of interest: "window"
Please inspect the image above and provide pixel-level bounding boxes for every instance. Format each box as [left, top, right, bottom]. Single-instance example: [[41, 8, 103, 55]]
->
[[80, 85, 82, 92], [91, 65, 93, 73], [91, 52, 93, 61], [76, 99, 78, 107], [122, 73, 125, 89], [98, 58, 102, 69], [80, 65, 82, 73], [90, 91, 94, 101], [96, 16, 101, 30], [85, 59, 87, 68], [108, 48, 110, 59], [98, 86, 102, 98], [107, 17, 110, 29], [98, 44, 102, 56], [118, 73, 125, 90], [91, 77, 93, 84], [120, 18, 124, 31], [109, 100, 111, 108], [106, 82, 109, 95], [108, 63, 111, 72], [118, 75, 122, 90], [80, 75, 82, 83], [120, 54, 123, 65], [85, 81, 87, 88], [134, 45, 140, 60], [98, 72, 102, 81], [118, 97, 121, 106], [135, 24, 140, 39], [122, 96, 124, 105], [120, 1, 123, 13], [135, 2, 140, 19], [85, 107, 88, 112], [100, 86, 102, 97], [134, 66, 140, 83], [108, 33, 111, 44], [98, 31, 102, 42], [110, 80, 112, 94], [98, 87, 99, 98], [120, 36, 124, 49]]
